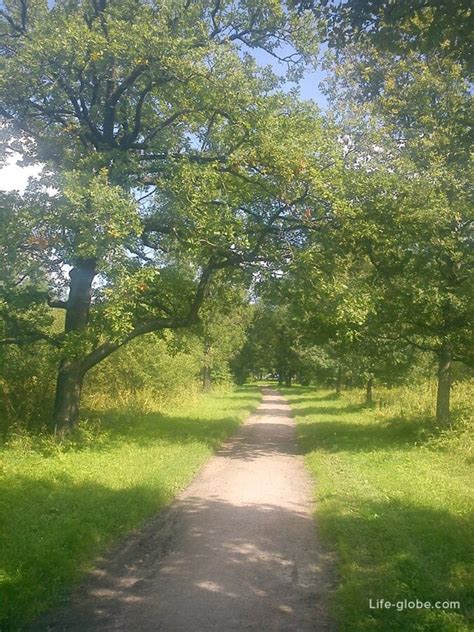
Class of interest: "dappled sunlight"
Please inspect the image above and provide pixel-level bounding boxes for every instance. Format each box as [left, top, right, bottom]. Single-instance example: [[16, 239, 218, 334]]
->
[[30, 497, 334, 632], [217, 421, 299, 461], [255, 406, 293, 416], [1, 387, 262, 630]]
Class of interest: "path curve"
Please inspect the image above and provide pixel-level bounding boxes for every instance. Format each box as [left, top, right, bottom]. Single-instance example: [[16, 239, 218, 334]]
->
[[32, 389, 334, 631]]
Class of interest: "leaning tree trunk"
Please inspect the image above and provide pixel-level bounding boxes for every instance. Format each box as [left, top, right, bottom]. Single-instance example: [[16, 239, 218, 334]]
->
[[365, 376, 374, 407], [51, 259, 96, 435], [436, 346, 452, 425], [52, 359, 86, 435]]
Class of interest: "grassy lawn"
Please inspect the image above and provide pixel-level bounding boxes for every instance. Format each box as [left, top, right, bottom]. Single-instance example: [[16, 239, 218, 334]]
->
[[284, 386, 473, 632], [0, 386, 260, 631]]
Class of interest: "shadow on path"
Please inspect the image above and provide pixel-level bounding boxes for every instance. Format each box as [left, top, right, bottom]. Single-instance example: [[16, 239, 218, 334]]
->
[[30, 498, 334, 632], [29, 389, 335, 632]]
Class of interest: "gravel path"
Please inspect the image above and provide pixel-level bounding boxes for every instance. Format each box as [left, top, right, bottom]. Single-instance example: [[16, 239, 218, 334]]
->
[[32, 389, 334, 631]]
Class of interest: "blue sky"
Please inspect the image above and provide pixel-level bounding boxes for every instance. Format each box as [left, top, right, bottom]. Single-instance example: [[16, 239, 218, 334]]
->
[[252, 47, 328, 109]]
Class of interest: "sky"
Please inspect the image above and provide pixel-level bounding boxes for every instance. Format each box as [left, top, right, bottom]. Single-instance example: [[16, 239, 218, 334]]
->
[[0, 45, 327, 193], [252, 46, 328, 108]]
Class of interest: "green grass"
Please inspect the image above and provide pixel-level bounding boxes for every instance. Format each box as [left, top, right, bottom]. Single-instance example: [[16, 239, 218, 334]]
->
[[283, 386, 473, 632], [0, 385, 261, 631]]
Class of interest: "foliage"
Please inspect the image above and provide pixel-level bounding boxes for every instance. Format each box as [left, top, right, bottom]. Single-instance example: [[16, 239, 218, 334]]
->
[[0, 2, 472, 629], [83, 331, 203, 409], [323, 0, 472, 70], [0, 190, 54, 346], [323, 36, 473, 364], [0, 0, 333, 430], [232, 301, 308, 385], [318, 37, 473, 421], [0, 341, 58, 433], [199, 277, 253, 388], [0, 319, 236, 434]]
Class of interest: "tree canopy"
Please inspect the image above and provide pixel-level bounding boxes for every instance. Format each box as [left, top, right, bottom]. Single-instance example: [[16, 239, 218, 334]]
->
[[0, 0, 472, 431]]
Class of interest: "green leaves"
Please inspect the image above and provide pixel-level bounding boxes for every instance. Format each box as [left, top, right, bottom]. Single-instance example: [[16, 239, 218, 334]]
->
[[321, 29, 474, 370], [325, 0, 472, 70], [60, 169, 139, 261]]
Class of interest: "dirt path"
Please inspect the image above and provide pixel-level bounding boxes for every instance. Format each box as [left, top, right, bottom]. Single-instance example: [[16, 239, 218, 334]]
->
[[32, 389, 334, 631]]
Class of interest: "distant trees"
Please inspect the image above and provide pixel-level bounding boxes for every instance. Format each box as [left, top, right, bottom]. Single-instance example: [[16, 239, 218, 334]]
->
[[198, 277, 252, 390], [232, 298, 324, 387], [249, 241, 419, 401]]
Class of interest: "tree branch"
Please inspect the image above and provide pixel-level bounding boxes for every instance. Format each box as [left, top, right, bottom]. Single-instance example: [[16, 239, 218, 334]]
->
[[0, 7, 26, 35], [0, 331, 62, 348], [79, 257, 229, 373], [106, 64, 148, 107], [47, 297, 68, 309]]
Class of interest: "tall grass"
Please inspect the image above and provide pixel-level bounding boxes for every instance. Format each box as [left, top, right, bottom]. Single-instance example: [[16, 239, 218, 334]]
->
[[344, 379, 473, 426], [0, 332, 205, 436]]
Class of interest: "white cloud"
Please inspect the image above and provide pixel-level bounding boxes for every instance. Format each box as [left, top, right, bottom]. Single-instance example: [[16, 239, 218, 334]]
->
[[0, 153, 42, 193]]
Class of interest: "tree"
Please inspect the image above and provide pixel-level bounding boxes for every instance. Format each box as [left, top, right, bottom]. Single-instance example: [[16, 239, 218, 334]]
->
[[324, 0, 472, 70], [231, 303, 277, 383], [230, 301, 300, 385], [233, 283, 342, 388], [274, 232, 419, 402], [345, 171, 473, 421], [0, 0, 336, 433], [324, 44, 473, 423]]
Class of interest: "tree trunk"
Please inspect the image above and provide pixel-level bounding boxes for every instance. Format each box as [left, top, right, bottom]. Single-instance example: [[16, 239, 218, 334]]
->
[[285, 372, 292, 387], [277, 365, 283, 387], [202, 339, 212, 391], [202, 365, 212, 391], [51, 259, 96, 434], [365, 376, 374, 407], [335, 364, 342, 395], [436, 347, 452, 425], [52, 360, 85, 435]]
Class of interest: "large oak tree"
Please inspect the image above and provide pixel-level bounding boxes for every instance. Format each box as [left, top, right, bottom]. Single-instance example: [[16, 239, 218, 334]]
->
[[0, 0, 337, 432]]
